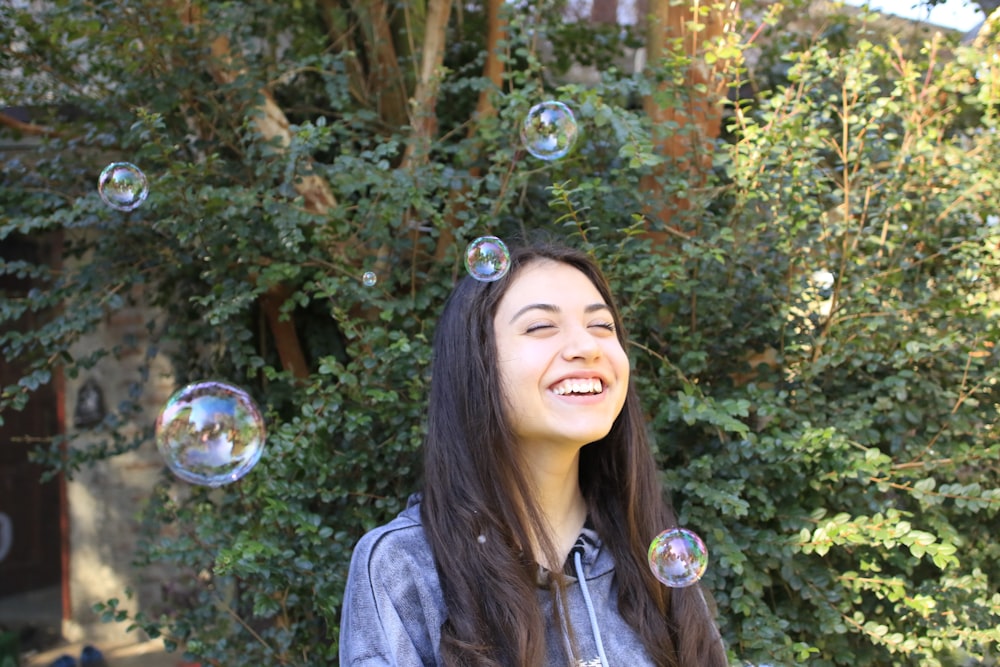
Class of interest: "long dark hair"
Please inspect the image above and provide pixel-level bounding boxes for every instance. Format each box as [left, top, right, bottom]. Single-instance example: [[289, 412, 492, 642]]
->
[[421, 242, 726, 666]]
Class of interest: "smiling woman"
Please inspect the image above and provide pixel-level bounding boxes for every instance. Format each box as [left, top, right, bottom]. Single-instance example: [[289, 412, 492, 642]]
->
[[339, 241, 728, 667]]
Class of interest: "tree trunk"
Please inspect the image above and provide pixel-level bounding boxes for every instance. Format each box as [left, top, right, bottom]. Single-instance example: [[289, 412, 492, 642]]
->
[[434, 0, 506, 264], [641, 0, 735, 245], [188, 9, 339, 216], [401, 0, 454, 167], [174, 1, 337, 379], [351, 0, 411, 131]]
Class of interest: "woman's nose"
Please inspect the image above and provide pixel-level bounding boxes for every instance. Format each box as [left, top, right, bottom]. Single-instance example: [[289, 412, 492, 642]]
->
[[561, 325, 601, 360]]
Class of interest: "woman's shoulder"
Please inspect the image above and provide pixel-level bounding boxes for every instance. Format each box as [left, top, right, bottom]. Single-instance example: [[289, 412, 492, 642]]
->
[[350, 494, 435, 573], [341, 495, 446, 665]]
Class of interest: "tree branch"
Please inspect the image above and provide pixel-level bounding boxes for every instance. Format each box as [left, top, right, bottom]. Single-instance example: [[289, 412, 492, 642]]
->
[[259, 285, 310, 380], [0, 111, 61, 138]]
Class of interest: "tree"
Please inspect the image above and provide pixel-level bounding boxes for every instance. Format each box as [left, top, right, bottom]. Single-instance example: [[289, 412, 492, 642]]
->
[[1, 1, 999, 665]]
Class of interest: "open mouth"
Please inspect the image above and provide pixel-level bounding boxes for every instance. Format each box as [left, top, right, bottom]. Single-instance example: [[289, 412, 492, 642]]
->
[[550, 378, 604, 396]]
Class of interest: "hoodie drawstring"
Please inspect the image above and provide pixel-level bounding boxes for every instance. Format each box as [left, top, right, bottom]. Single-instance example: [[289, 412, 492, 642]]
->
[[573, 546, 609, 667]]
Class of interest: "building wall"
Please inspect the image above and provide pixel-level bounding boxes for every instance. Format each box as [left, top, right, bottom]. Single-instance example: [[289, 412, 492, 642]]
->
[[0, 115, 178, 647], [62, 294, 175, 644]]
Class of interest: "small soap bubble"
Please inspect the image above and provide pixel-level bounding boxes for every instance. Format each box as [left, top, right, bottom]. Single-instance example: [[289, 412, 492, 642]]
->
[[98, 162, 149, 211], [362, 271, 377, 287], [477, 534, 486, 544], [521, 101, 578, 161], [648, 527, 708, 588], [464, 236, 510, 282], [155, 380, 266, 487]]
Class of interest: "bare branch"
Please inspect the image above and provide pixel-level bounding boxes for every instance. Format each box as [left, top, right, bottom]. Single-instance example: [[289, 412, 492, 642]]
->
[[0, 111, 61, 138]]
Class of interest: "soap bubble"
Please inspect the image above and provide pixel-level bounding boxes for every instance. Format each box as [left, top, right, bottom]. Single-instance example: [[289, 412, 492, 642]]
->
[[521, 101, 578, 160], [98, 162, 148, 211], [362, 271, 377, 287], [155, 380, 266, 487], [648, 527, 708, 588], [464, 236, 510, 282]]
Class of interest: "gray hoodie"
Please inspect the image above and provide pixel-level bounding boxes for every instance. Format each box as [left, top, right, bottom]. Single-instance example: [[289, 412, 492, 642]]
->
[[339, 495, 657, 666]]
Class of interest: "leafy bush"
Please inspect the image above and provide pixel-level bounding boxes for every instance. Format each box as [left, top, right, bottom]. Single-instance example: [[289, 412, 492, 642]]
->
[[1, 1, 998, 665]]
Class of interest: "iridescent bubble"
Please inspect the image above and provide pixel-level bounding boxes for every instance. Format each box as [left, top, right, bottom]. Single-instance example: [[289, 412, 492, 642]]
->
[[648, 527, 708, 588], [464, 236, 510, 282], [98, 162, 149, 211], [520, 101, 578, 161], [362, 271, 377, 287], [155, 380, 266, 487]]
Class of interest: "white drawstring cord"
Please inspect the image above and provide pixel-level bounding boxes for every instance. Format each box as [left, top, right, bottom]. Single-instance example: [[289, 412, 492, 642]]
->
[[574, 548, 609, 667]]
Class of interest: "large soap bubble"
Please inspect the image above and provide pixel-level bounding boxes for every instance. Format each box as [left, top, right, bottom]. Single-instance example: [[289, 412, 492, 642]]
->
[[98, 162, 149, 211], [464, 236, 511, 282], [155, 380, 266, 487], [648, 527, 708, 588], [521, 101, 578, 160]]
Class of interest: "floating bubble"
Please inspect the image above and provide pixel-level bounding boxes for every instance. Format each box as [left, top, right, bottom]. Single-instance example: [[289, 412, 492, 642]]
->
[[98, 162, 149, 211], [362, 271, 377, 287], [648, 527, 708, 588], [521, 101, 578, 161], [464, 236, 510, 282], [155, 380, 266, 487]]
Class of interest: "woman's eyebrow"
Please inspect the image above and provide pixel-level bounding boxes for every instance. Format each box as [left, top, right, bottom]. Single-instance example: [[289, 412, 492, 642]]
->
[[508, 302, 610, 324]]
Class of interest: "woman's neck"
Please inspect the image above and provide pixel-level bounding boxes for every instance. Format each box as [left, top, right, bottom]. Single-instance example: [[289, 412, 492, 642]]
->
[[522, 446, 588, 571]]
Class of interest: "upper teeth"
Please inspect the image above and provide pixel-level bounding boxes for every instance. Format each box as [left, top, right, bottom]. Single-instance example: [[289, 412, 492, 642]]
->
[[552, 379, 603, 395]]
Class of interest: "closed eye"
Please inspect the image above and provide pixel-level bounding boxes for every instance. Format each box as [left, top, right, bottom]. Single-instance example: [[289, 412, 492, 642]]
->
[[590, 322, 616, 332], [525, 323, 556, 334]]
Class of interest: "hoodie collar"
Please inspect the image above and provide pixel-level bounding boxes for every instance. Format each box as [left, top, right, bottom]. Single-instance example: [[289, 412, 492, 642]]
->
[[535, 517, 613, 587]]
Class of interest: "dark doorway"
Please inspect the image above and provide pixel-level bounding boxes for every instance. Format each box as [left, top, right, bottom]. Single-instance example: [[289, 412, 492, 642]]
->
[[0, 233, 64, 629]]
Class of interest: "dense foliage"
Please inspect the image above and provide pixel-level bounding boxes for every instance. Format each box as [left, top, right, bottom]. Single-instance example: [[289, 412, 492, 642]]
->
[[1, 1, 998, 665]]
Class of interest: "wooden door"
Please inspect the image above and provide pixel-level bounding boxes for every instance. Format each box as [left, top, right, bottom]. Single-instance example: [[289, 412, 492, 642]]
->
[[0, 234, 63, 597]]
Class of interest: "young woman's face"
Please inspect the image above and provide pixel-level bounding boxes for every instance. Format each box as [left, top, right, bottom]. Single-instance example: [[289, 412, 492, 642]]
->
[[493, 259, 630, 451]]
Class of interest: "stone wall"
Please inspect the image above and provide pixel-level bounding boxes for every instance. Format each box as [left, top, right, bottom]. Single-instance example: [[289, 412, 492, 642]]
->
[[62, 295, 175, 644]]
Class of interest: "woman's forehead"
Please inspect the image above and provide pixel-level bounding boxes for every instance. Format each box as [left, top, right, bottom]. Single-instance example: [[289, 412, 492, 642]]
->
[[497, 260, 604, 311]]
